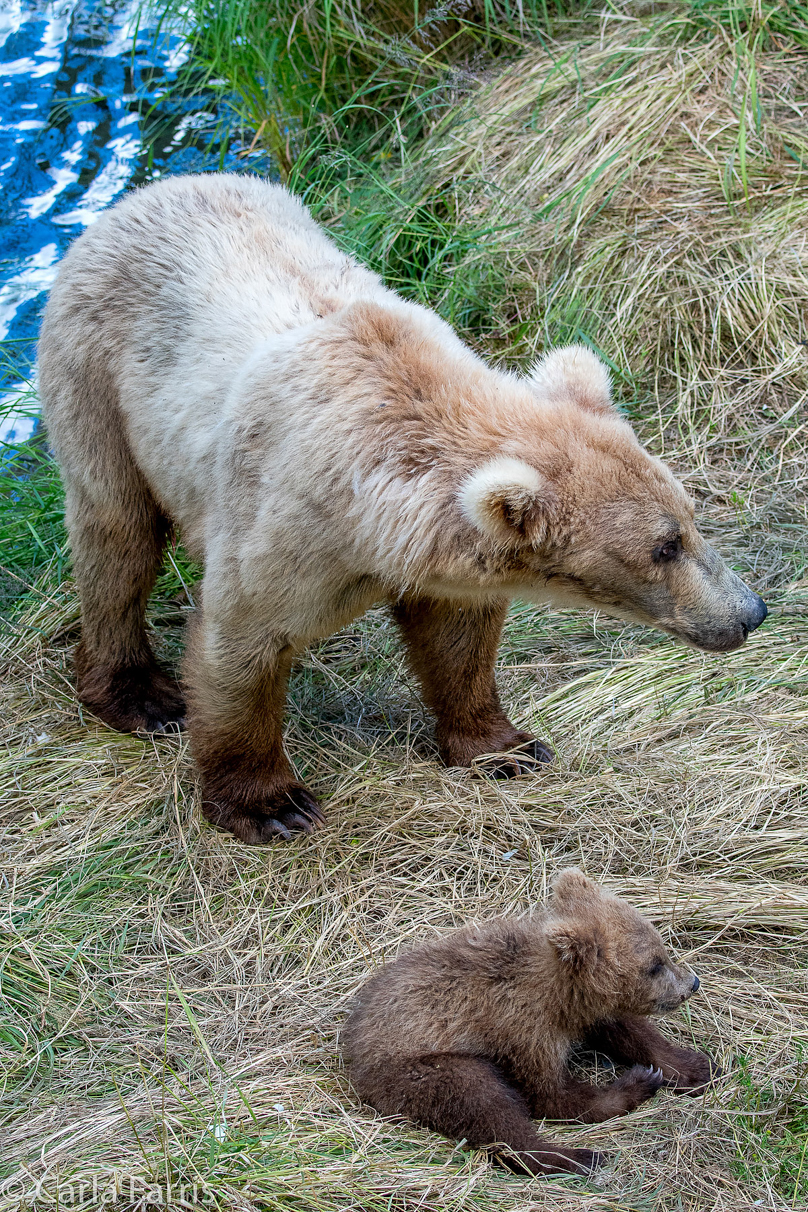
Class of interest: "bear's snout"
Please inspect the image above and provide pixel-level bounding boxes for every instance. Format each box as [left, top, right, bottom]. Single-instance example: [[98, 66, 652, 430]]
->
[[652, 963, 700, 1014], [724, 588, 768, 650], [741, 593, 768, 637], [675, 969, 700, 1006], [674, 563, 768, 653]]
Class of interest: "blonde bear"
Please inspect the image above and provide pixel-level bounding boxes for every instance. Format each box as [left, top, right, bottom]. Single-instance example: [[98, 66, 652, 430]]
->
[[39, 174, 766, 843]]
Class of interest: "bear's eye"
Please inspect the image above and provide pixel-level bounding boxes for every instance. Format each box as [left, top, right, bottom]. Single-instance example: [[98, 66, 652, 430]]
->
[[653, 536, 682, 564], [647, 958, 666, 977]]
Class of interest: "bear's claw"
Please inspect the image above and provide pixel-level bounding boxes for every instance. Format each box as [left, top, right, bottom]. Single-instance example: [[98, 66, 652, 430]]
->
[[612, 1063, 665, 1110], [150, 715, 187, 735], [563, 1147, 604, 1176], [76, 650, 187, 736], [501, 1144, 603, 1177], [480, 738, 555, 779], [202, 783, 325, 845]]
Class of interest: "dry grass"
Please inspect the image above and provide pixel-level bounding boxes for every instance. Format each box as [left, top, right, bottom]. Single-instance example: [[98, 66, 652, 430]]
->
[[412, 13, 808, 427], [3, 3, 808, 1209], [2, 574, 807, 1209]]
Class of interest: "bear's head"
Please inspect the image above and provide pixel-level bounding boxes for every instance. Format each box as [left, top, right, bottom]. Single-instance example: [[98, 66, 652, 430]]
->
[[545, 869, 698, 1021], [459, 345, 767, 652]]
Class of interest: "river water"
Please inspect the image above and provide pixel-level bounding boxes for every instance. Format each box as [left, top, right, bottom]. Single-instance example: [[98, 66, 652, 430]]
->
[[0, 0, 268, 443]]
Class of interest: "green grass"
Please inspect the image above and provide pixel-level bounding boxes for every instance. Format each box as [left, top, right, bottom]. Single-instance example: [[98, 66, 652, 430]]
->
[[687, 0, 808, 49], [3, 2, 808, 1209], [0, 371, 66, 613], [157, 0, 596, 169], [731, 1055, 808, 1202], [153, 1, 602, 313]]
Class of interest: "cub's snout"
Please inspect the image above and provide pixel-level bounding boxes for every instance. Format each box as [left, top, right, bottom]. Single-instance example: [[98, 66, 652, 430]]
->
[[654, 965, 701, 1014]]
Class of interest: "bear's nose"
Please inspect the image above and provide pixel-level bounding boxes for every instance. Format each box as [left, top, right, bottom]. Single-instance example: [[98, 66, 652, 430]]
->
[[691, 974, 700, 993], [744, 594, 767, 634]]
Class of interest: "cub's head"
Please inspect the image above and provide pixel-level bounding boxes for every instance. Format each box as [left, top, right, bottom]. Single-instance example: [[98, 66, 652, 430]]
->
[[459, 345, 767, 652], [546, 869, 698, 1020]]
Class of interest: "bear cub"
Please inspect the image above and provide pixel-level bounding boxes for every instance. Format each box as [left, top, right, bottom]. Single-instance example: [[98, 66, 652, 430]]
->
[[342, 870, 717, 1176]]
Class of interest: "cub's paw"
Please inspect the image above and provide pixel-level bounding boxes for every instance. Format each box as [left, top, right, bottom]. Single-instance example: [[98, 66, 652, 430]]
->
[[552, 1147, 604, 1177], [665, 1049, 721, 1095], [502, 1145, 603, 1177], [475, 736, 555, 780], [202, 783, 325, 844], [613, 1065, 665, 1111]]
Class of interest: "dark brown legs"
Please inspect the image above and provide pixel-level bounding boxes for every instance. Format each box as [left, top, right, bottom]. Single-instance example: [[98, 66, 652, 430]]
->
[[355, 1053, 601, 1177], [68, 487, 185, 733], [185, 620, 324, 844], [391, 596, 553, 774], [585, 1015, 717, 1094], [529, 1068, 665, 1123]]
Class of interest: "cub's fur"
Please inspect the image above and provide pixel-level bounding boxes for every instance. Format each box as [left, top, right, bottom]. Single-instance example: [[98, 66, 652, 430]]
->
[[342, 870, 716, 1176], [38, 174, 767, 843]]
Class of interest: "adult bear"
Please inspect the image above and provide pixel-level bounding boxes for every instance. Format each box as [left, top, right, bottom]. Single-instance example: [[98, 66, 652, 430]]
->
[[39, 174, 767, 843]]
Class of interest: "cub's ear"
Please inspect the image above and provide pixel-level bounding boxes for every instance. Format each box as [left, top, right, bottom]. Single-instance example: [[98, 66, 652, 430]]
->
[[459, 456, 555, 546], [528, 344, 614, 415], [551, 868, 602, 909], [546, 920, 605, 972]]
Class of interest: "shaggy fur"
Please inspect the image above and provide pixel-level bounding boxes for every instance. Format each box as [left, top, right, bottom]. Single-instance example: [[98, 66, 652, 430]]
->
[[341, 870, 716, 1177], [38, 173, 767, 842]]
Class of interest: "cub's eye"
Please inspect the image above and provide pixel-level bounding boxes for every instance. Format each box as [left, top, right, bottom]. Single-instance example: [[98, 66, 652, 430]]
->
[[647, 958, 666, 977], [653, 536, 682, 563]]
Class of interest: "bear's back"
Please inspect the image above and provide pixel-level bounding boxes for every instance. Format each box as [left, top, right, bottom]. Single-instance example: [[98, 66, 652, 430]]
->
[[42, 174, 387, 375], [38, 174, 395, 533], [342, 918, 553, 1074]]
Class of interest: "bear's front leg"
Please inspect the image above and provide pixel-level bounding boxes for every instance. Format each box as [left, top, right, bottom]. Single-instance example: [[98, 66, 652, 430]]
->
[[391, 596, 553, 776], [185, 614, 324, 844], [585, 1015, 719, 1095], [531, 1068, 665, 1124]]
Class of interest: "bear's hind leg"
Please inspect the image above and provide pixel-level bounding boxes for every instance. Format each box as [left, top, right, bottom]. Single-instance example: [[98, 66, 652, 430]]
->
[[355, 1052, 600, 1177], [68, 486, 185, 734], [186, 615, 324, 844], [391, 596, 553, 775]]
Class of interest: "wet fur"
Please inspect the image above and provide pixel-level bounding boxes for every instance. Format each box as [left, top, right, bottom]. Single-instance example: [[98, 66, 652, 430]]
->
[[341, 870, 717, 1177], [38, 174, 766, 842]]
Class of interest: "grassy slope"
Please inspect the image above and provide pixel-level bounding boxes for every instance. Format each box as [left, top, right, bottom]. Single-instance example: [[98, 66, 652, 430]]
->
[[2, 2, 808, 1208]]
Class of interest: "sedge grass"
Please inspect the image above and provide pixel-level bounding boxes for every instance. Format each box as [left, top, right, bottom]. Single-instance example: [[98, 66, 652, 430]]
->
[[3, 583, 808, 1209], [2, 2, 808, 1208]]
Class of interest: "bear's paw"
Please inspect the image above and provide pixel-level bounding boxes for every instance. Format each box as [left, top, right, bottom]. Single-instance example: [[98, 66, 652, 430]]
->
[[202, 782, 325, 844]]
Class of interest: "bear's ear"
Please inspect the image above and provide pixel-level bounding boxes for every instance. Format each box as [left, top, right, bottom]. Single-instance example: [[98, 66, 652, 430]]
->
[[550, 868, 603, 910], [459, 456, 555, 546], [528, 344, 614, 415], [546, 920, 605, 972]]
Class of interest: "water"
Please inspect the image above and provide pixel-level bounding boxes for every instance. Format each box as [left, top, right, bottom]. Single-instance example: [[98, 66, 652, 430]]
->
[[0, 0, 269, 444]]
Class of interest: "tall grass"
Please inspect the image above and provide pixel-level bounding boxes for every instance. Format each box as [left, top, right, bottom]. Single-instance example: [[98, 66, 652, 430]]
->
[[3, 3, 808, 1208], [154, 2, 597, 287], [0, 364, 66, 615], [159, 0, 596, 157], [687, 0, 808, 48]]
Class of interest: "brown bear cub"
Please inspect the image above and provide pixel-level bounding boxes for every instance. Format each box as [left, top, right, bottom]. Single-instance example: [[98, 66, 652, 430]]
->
[[342, 871, 716, 1176]]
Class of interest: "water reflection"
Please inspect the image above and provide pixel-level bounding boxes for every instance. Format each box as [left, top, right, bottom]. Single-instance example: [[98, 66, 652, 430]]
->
[[0, 0, 269, 442]]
